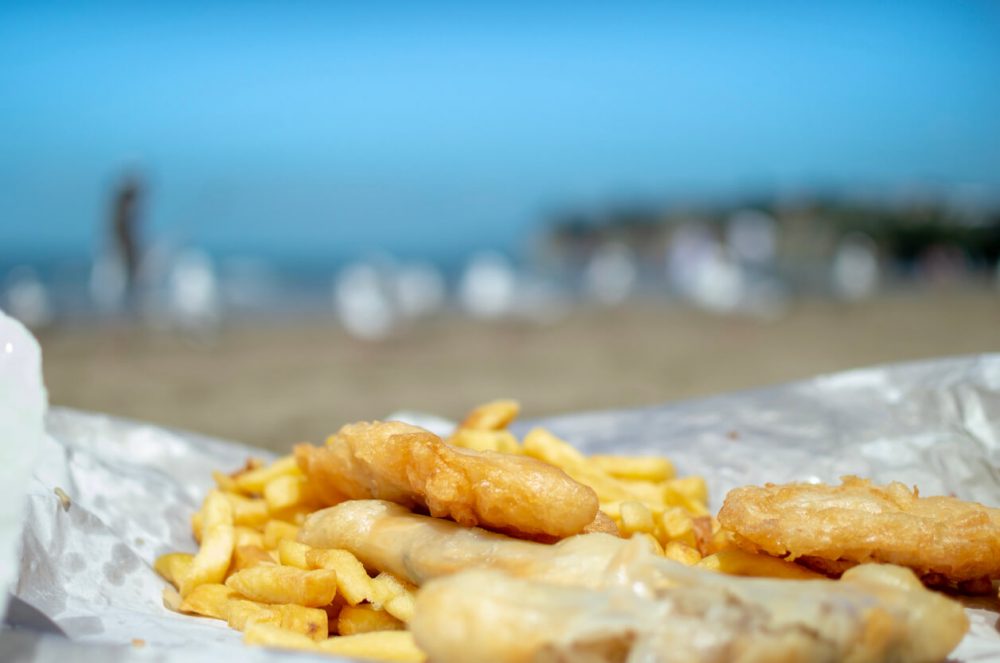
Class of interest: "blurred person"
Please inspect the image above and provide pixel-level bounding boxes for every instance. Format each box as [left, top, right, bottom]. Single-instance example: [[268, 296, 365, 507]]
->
[[458, 251, 517, 319], [91, 172, 145, 313], [2, 267, 53, 328], [394, 262, 446, 319], [111, 173, 143, 298], [726, 210, 777, 267], [667, 223, 744, 313], [831, 233, 880, 301], [583, 241, 638, 306], [334, 259, 398, 340], [166, 247, 221, 335]]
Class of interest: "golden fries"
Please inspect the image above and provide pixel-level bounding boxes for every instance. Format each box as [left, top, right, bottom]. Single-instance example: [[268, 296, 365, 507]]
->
[[180, 583, 238, 620], [225, 566, 338, 607], [234, 455, 300, 495], [158, 400, 719, 662], [338, 605, 405, 635], [179, 490, 235, 597], [233, 545, 277, 571], [370, 573, 417, 623], [245, 624, 425, 662], [308, 548, 375, 606], [698, 549, 825, 580], [458, 399, 520, 431], [153, 552, 193, 589], [262, 520, 300, 549], [518, 426, 712, 552], [589, 454, 675, 482]]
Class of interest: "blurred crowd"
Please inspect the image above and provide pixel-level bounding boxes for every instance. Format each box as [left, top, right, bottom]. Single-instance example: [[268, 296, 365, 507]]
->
[[4, 184, 1000, 342]]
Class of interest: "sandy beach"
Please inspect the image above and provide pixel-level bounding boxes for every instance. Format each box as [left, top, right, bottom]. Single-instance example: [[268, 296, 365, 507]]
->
[[35, 288, 1000, 453]]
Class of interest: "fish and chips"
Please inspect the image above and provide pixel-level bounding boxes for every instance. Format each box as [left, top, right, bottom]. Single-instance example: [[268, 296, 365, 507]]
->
[[153, 399, 993, 662], [294, 420, 600, 539], [719, 475, 1000, 592]]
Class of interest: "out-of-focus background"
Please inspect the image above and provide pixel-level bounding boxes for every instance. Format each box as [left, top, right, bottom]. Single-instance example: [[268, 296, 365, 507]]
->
[[3, 2, 999, 450]]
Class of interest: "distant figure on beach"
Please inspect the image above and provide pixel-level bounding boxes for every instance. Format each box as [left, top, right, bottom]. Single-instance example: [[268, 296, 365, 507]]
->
[[111, 173, 143, 295], [92, 173, 145, 313]]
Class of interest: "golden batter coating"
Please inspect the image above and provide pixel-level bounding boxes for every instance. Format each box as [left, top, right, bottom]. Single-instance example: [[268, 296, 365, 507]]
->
[[718, 476, 1000, 584], [295, 420, 599, 539]]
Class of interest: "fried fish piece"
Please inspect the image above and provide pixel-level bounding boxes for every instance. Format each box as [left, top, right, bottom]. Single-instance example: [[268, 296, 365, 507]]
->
[[297, 499, 642, 588], [411, 562, 968, 663], [295, 421, 599, 539], [718, 476, 1000, 585]]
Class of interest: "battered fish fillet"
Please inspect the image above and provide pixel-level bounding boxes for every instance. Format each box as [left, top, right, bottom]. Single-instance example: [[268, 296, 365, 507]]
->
[[297, 499, 643, 587], [718, 476, 1000, 586], [411, 563, 968, 663], [295, 420, 599, 539]]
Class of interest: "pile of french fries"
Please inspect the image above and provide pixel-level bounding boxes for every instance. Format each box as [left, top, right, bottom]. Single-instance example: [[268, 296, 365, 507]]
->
[[156, 400, 814, 661]]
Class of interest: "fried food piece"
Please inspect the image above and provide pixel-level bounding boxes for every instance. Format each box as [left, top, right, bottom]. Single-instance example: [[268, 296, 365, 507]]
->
[[458, 399, 520, 431], [719, 476, 1000, 584], [582, 511, 620, 537], [295, 421, 599, 539], [411, 562, 968, 663], [297, 500, 647, 588]]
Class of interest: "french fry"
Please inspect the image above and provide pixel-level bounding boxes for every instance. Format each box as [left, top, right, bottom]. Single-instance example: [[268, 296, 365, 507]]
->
[[589, 455, 675, 482], [658, 506, 698, 547], [277, 603, 329, 640], [234, 545, 277, 571], [522, 427, 587, 471], [212, 470, 240, 493], [619, 501, 656, 537], [180, 583, 238, 620], [230, 601, 328, 640], [307, 548, 374, 606], [180, 490, 235, 597], [244, 623, 316, 652], [227, 599, 282, 631], [337, 604, 405, 635], [154, 552, 193, 589], [697, 549, 824, 580], [448, 429, 521, 454], [277, 539, 312, 569], [664, 541, 702, 566], [370, 572, 416, 623], [262, 520, 300, 549], [224, 493, 271, 528], [246, 623, 425, 662], [325, 632, 424, 662], [264, 474, 316, 513], [225, 565, 338, 607], [524, 430, 659, 504], [191, 511, 203, 543], [234, 455, 300, 495], [162, 586, 183, 612], [234, 526, 265, 549], [633, 532, 665, 556], [459, 399, 520, 431], [320, 631, 425, 662], [664, 476, 709, 513]]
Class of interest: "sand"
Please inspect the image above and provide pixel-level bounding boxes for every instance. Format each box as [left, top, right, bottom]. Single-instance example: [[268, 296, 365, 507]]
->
[[35, 289, 1000, 453]]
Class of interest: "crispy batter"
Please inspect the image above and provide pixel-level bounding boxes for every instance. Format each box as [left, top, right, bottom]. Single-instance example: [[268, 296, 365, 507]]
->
[[582, 511, 620, 537], [719, 476, 1000, 583], [411, 561, 968, 663], [297, 500, 644, 588], [295, 421, 599, 539]]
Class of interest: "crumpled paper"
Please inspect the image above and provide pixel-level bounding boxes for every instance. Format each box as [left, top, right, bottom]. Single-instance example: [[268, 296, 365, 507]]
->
[[4, 353, 1000, 661], [0, 312, 48, 626]]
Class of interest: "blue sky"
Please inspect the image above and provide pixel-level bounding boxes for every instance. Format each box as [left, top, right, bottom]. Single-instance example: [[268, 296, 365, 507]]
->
[[2, 1, 999, 258]]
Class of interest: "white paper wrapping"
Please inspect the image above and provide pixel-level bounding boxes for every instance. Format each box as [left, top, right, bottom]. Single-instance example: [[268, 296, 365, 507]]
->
[[0, 312, 48, 625], [4, 353, 1000, 661]]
